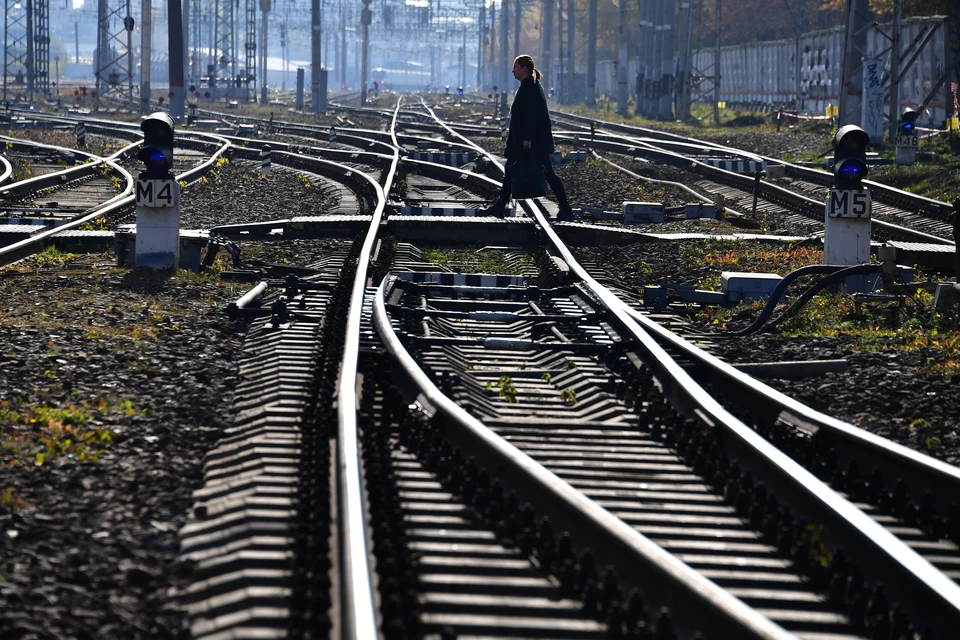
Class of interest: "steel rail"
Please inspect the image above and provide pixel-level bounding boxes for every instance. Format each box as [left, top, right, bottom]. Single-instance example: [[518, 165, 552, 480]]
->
[[583, 131, 953, 245], [418, 103, 960, 633], [553, 111, 957, 225], [0, 154, 11, 185], [336, 94, 402, 639], [0, 132, 232, 268], [371, 276, 795, 640], [522, 194, 960, 632], [620, 300, 960, 518], [0, 135, 136, 201]]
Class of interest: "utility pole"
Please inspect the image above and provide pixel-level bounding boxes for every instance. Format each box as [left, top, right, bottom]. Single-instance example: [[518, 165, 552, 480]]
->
[[477, 4, 485, 90], [360, 0, 371, 103], [169, 0, 185, 120], [713, 0, 720, 124], [513, 0, 519, 60], [260, 0, 269, 104], [500, 0, 508, 90], [142, 0, 152, 115], [556, 0, 563, 102], [566, 0, 573, 103], [651, 0, 663, 117], [541, 0, 551, 93], [616, 0, 626, 113], [676, 0, 692, 119], [183, 0, 189, 82], [887, 0, 902, 142], [311, 0, 321, 111], [489, 0, 496, 86], [839, 0, 870, 127], [659, 0, 675, 120], [587, 0, 597, 105]]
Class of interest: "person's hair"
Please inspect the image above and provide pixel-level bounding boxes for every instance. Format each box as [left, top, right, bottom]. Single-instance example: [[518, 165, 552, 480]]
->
[[514, 55, 542, 82]]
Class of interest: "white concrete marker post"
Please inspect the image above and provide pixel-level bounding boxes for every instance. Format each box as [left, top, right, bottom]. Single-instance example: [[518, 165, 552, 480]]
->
[[329, 126, 337, 149], [824, 188, 871, 290], [135, 180, 181, 269], [134, 113, 180, 270]]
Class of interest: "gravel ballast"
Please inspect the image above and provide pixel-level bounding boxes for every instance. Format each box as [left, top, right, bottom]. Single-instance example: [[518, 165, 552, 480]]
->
[[0, 156, 345, 637]]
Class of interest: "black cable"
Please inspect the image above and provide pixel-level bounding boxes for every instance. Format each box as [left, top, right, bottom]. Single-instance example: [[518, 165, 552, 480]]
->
[[724, 263, 883, 336], [757, 263, 883, 334], [721, 264, 849, 336]]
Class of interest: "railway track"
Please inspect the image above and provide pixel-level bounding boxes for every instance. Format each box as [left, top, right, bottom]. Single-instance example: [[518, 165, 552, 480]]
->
[[548, 112, 957, 245], [8, 100, 958, 638]]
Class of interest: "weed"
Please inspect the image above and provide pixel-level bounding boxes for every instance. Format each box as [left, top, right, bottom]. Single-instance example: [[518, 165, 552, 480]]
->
[[295, 173, 312, 188], [215, 157, 230, 168], [0, 399, 121, 465], [563, 359, 577, 371], [0, 487, 31, 510], [78, 216, 109, 231], [493, 375, 519, 403], [33, 246, 75, 270], [560, 389, 577, 405], [541, 372, 552, 384]]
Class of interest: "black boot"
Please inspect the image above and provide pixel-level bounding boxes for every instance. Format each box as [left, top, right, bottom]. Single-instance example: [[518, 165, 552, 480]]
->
[[478, 199, 507, 217], [556, 205, 576, 221]]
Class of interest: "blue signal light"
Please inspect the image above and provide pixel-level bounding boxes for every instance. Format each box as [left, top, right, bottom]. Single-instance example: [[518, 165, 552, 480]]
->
[[837, 161, 865, 178], [148, 149, 167, 164], [902, 122, 914, 131]]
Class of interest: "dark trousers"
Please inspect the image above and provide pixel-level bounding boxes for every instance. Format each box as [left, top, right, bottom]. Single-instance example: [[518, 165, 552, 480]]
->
[[497, 159, 571, 209]]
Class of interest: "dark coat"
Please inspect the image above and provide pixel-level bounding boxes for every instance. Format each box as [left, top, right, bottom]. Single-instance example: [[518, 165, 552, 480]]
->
[[505, 76, 555, 163]]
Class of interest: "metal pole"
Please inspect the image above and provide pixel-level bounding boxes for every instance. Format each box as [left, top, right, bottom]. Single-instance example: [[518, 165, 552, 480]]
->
[[489, 0, 496, 86], [477, 4, 484, 90], [676, 0, 692, 119], [311, 0, 320, 111], [500, 0, 508, 90], [96, 0, 107, 110], [360, 0, 370, 103], [713, 0, 720, 124], [26, 0, 34, 101], [513, 0, 519, 60], [540, 0, 551, 91], [260, 0, 268, 104], [650, 0, 663, 116], [616, 0, 626, 113], [169, 0, 185, 120], [887, 0, 902, 143], [141, 0, 151, 114], [182, 0, 189, 81], [659, 0, 675, 120], [587, 0, 596, 105], [566, 0, 573, 102], [556, 0, 562, 102], [75, 21, 79, 64]]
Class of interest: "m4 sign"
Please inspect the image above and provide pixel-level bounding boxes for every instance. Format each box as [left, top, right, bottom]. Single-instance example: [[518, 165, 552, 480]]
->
[[135, 179, 179, 208], [827, 189, 871, 218]]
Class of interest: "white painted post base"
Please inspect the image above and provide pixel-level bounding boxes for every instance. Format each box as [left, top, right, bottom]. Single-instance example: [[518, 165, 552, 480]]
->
[[135, 184, 181, 269], [824, 189, 871, 293], [895, 146, 916, 166]]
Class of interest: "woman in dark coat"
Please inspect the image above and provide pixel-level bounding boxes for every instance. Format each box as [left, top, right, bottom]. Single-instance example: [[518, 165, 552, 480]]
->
[[482, 55, 575, 220]]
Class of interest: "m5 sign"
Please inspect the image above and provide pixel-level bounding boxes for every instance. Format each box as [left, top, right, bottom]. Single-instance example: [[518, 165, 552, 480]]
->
[[135, 179, 179, 208], [827, 189, 871, 218]]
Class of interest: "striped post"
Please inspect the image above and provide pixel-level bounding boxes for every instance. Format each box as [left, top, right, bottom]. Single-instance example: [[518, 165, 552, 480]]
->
[[75, 122, 86, 148], [261, 145, 271, 176], [329, 126, 337, 149]]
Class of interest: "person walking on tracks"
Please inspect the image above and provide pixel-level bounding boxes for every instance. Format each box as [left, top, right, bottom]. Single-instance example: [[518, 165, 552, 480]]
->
[[481, 55, 575, 220]]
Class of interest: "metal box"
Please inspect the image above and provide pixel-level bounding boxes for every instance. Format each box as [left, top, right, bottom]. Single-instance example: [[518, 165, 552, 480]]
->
[[721, 272, 783, 303], [623, 202, 665, 224]]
